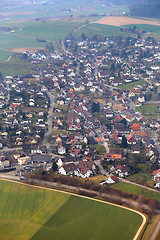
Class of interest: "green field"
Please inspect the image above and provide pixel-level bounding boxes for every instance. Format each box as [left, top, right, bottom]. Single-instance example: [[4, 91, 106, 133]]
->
[[111, 182, 160, 201], [0, 56, 36, 76], [75, 23, 129, 38], [0, 180, 70, 240], [31, 195, 141, 240], [0, 180, 143, 240], [0, 1, 128, 20], [0, 49, 14, 62], [0, 20, 83, 62], [118, 80, 144, 90], [123, 24, 160, 40], [92, 144, 106, 155], [135, 104, 159, 114]]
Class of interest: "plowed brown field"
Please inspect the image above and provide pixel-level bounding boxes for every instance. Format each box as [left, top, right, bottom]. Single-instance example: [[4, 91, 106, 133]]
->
[[96, 17, 160, 26], [9, 47, 45, 54]]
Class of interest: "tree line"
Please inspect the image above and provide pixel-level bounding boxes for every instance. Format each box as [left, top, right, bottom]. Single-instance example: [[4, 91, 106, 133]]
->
[[129, 0, 160, 18]]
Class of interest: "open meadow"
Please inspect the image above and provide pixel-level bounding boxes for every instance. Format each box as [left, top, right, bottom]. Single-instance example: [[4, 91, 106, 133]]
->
[[111, 182, 160, 202], [135, 104, 159, 114], [0, 180, 143, 240], [118, 80, 145, 90]]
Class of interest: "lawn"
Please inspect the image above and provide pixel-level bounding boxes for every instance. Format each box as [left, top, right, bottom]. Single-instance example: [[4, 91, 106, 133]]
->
[[0, 180, 143, 240], [111, 182, 160, 201], [92, 144, 106, 155], [31, 195, 142, 240], [135, 104, 159, 114], [127, 172, 154, 188], [89, 174, 107, 184], [118, 80, 144, 90]]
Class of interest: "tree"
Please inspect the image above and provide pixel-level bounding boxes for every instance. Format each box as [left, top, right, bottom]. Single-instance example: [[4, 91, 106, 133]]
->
[[0, 72, 3, 82], [121, 135, 128, 148], [120, 118, 127, 128], [91, 102, 100, 114], [52, 160, 58, 173]]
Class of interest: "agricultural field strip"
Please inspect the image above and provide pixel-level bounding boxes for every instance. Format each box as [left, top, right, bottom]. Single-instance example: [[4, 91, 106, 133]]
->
[[96, 17, 160, 26], [0, 178, 146, 240]]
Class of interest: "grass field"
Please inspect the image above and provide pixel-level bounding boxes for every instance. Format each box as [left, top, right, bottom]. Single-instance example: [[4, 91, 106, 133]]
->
[[135, 104, 159, 114], [123, 24, 160, 40], [0, 49, 14, 62], [75, 23, 129, 38], [92, 144, 106, 155], [127, 172, 154, 187], [111, 182, 160, 201], [0, 1, 128, 20], [118, 80, 144, 90], [0, 180, 70, 240], [0, 56, 35, 76], [31, 195, 142, 240], [0, 180, 143, 240], [0, 20, 83, 62]]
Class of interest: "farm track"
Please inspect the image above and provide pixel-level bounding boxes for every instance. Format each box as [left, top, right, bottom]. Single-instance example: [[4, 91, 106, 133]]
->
[[0, 176, 147, 240]]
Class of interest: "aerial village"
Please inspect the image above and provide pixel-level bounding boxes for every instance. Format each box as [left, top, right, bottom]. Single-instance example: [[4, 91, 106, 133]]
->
[[0, 33, 160, 188]]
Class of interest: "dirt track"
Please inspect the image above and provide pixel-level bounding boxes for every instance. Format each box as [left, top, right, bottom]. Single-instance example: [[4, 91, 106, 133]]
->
[[96, 16, 160, 26]]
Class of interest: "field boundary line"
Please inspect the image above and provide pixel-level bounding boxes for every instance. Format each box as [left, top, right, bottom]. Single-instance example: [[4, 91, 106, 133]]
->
[[0, 178, 147, 240]]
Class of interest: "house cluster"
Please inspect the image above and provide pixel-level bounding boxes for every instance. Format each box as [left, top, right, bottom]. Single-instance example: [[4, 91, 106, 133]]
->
[[54, 134, 96, 161], [0, 76, 49, 148], [152, 169, 160, 188], [58, 159, 96, 178]]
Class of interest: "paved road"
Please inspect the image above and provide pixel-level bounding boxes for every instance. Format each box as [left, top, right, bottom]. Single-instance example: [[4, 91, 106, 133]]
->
[[43, 90, 55, 153], [149, 218, 160, 240], [103, 141, 109, 153], [151, 132, 160, 155], [76, 61, 80, 76], [94, 160, 110, 177], [145, 101, 160, 104], [61, 40, 68, 53]]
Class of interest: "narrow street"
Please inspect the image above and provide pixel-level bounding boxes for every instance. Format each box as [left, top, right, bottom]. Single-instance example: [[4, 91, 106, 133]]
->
[[152, 132, 160, 155], [42, 90, 55, 153], [76, 61, 80, 76], [94, 160, 109, 177]]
